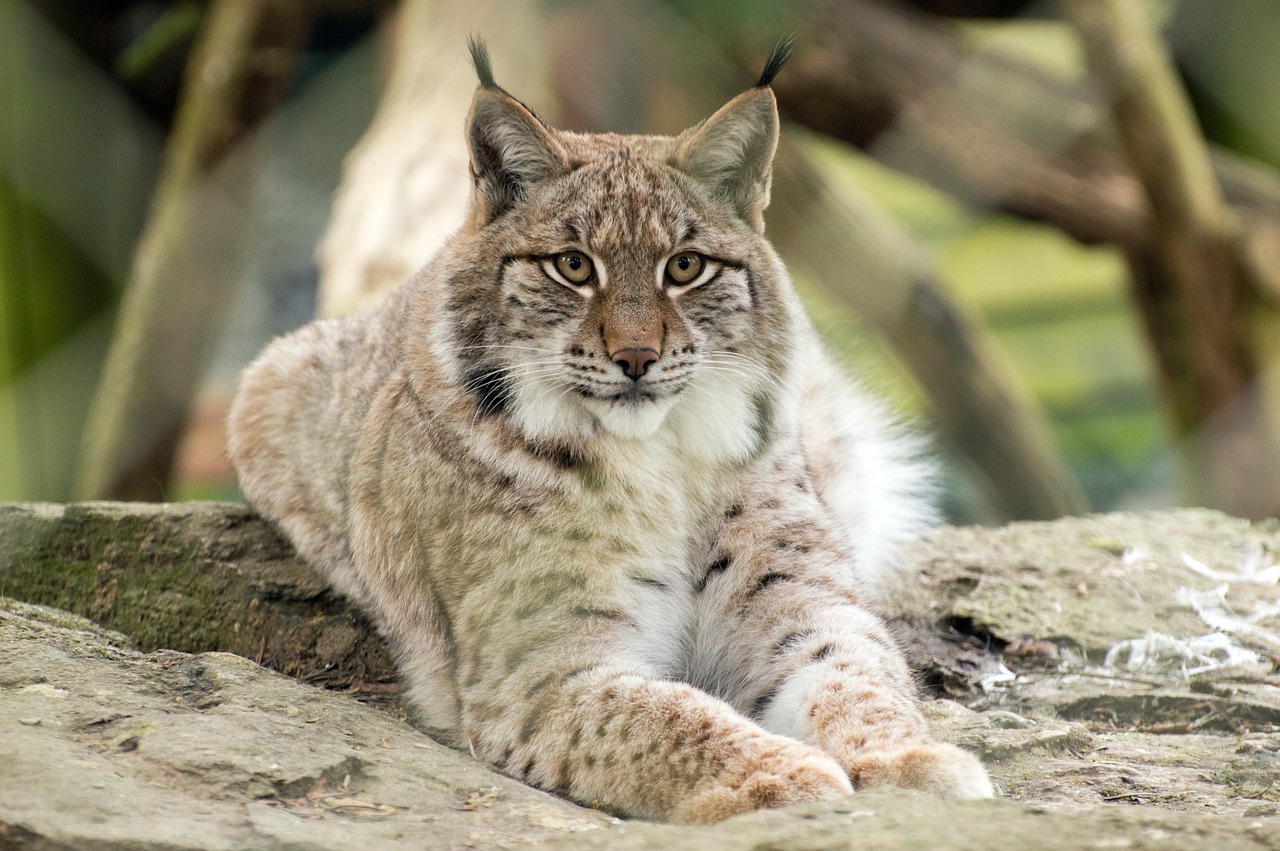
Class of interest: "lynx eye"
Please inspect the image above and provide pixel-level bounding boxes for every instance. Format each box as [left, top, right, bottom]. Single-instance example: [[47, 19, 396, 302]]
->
[[666, 252, 705, 285], [553, 251, 594, 285]]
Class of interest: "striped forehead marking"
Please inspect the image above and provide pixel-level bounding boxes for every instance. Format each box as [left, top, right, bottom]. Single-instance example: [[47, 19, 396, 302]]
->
[[566, 159, 693, 254]]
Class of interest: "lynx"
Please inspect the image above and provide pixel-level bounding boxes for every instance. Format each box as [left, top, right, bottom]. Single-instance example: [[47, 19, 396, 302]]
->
[[228, 40, 993, 823]]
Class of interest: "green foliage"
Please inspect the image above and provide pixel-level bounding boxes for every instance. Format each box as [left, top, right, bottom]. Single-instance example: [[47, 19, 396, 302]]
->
[[1171, 0, 1280, 172], [0, 183, 111, 383], [0, 181, 114, 501], [114, 1, 202, 82]]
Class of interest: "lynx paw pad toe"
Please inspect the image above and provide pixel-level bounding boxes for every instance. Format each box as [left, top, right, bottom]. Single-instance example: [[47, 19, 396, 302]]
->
[[847, 742, 994, 800], [675, 748, 853, 824]]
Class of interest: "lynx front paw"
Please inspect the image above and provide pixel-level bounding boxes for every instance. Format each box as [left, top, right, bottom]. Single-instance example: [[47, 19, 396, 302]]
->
[[845, 742, 994, 799], [673, 741, 854, 825]]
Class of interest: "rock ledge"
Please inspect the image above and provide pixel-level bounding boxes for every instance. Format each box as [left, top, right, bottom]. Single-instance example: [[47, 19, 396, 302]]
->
[[2, 504, 1280, 848]]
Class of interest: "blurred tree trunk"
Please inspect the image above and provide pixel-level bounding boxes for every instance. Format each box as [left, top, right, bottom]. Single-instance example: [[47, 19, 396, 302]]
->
[[75, 0, 310, 501], [1065, 0, 1280, 517], [315, 0, 532, 317]]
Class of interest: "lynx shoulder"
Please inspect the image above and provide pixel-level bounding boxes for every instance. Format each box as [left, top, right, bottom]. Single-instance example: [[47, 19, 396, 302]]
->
[[228, 39, 992, 823]]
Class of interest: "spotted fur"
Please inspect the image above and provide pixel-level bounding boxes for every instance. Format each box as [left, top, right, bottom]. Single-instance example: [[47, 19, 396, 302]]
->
[[228, 45, 991, 823]]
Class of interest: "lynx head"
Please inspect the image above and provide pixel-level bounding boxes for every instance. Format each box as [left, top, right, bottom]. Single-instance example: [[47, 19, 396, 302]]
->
[[436, 39, 801, 465]]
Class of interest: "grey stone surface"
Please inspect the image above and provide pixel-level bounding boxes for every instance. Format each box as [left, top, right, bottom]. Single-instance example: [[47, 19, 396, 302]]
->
[[0, 598, 608, 849], [3, 504, 1280, 848]]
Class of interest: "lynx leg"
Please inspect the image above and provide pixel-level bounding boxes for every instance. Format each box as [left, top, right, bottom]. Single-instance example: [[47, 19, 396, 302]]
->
[[458, 658, 852, 824], [754, 604, 993, 799], [692, 472, 993, 800]]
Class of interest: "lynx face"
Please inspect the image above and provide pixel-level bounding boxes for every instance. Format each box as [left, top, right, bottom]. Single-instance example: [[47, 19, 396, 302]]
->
[[437, 71, 795, 457]]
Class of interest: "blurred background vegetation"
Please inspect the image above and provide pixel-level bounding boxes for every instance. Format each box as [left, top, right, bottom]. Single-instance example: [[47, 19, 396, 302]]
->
[[3, 0, 1279, 524]]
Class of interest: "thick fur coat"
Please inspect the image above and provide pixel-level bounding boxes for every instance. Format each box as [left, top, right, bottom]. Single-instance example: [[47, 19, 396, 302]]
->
[[228, 42, 991, 822]]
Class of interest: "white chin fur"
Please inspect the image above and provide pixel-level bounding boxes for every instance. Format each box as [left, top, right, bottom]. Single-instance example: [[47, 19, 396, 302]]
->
[[510, 370, 674, 442], [582, 395, 674, 440], [510, 371, 594, 442], [510, 365, 768, 463], [665, 371, 762, 465]]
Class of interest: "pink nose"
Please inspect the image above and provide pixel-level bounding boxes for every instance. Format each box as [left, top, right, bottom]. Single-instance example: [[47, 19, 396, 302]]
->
[[611, 348, 659, 380]]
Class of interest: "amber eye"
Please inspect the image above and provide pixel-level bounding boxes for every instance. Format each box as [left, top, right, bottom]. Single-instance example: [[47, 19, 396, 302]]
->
[[554, 252, 594, 284], [666, 252, 704, 285]]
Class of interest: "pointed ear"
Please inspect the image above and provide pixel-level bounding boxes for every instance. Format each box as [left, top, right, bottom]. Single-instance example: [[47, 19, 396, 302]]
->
[[466, 88, 569, 224], [674, 87, 780, 232]]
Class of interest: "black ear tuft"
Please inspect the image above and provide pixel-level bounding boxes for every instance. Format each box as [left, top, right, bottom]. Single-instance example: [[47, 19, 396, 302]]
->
[[468, 35, 497, 89], [756, 35, 795, 88]]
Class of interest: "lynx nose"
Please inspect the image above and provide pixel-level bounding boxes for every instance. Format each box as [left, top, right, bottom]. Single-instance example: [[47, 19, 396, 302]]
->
[[611, 348, 659, 380]]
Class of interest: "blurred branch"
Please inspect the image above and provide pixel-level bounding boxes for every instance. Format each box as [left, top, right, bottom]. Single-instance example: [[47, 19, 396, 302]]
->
[[1065, 0, 1280, 516], [75, 0, 310, 501], [763, 0, 1151, 249], [737, 0, 1280, 264], [773, 135, 1087, 519]]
